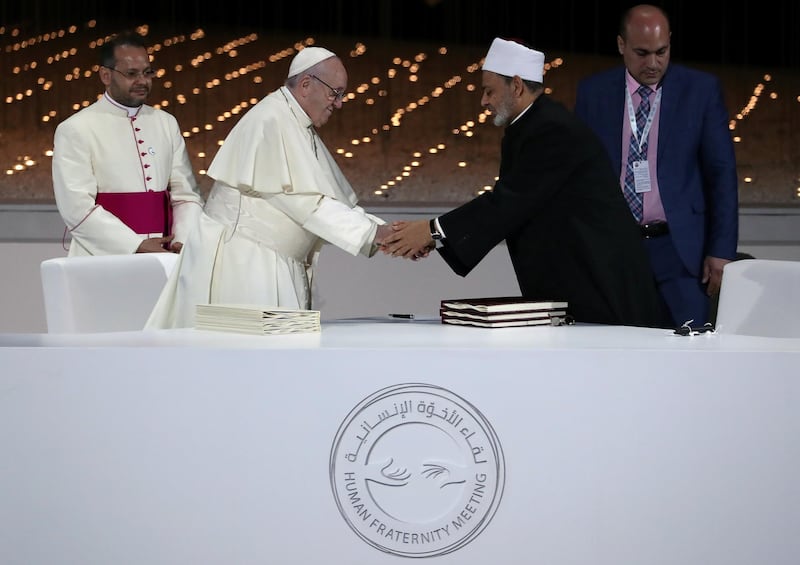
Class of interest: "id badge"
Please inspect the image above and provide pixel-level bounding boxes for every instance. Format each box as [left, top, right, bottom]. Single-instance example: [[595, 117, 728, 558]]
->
[[632, 160, 651, 193]]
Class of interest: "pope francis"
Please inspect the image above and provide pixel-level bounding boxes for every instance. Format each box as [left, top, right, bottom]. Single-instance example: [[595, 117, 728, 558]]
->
[[146, 46, 392, 329]]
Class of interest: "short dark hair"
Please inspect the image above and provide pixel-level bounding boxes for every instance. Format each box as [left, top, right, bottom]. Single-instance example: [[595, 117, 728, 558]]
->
[[99, 32, 149, 68]]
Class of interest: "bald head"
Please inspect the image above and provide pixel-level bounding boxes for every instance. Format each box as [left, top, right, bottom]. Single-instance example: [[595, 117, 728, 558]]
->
[[619, 4, 671, 40]]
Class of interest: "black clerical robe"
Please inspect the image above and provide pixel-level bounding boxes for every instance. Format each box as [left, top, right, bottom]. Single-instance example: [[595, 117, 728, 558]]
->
[[438, 95, 666, 328]]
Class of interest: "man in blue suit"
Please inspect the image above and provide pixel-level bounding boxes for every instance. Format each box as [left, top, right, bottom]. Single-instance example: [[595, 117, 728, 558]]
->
[[574, 4, 738, 327]]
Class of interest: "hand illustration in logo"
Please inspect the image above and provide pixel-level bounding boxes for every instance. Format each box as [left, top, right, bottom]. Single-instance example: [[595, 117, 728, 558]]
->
[[420, 461, 470, 488], [362, 457, 411, 487]]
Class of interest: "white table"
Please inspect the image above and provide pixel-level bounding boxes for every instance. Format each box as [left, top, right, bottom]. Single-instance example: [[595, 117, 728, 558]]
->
[[2, 320, 799, 565]]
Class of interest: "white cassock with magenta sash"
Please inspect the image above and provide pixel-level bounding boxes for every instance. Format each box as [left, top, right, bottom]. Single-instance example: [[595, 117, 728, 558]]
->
[[52, 93, 203, 256]]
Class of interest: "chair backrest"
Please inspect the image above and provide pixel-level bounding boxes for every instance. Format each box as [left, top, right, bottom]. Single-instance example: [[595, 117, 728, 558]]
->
[[40, 254, 180, 333], [715, 259, 800, 338]]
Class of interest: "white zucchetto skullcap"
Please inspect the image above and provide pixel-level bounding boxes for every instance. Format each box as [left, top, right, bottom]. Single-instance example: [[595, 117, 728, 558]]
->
[[482, 37, 545, 83], [288, 46, 336, 78]]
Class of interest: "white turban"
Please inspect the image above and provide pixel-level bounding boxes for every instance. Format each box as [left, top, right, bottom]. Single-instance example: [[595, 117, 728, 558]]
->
[[288, 46, 336, 78], [482, 37, 545, 83]]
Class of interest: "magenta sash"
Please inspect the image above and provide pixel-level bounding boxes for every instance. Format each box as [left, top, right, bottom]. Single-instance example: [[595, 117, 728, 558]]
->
[[95, 190, 172, 236]]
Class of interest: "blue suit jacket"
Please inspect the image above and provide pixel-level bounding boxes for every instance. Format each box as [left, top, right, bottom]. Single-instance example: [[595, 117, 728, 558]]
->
[[574, 64, 739, 276]]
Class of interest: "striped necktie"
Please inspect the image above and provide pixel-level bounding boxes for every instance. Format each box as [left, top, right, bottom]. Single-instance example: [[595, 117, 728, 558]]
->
[[622, 85, 652, 222]]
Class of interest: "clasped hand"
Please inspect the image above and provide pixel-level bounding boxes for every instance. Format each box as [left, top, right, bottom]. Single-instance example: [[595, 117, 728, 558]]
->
[[136, 234, 181, 253], [377, 220, 435, 261]]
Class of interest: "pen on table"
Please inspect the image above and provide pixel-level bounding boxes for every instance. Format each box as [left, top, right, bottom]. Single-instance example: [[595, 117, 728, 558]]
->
[[388, 313, 415, 319]]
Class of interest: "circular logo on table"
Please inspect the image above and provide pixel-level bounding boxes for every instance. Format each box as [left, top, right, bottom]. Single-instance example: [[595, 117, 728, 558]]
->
[[329, 383, 505, 558]]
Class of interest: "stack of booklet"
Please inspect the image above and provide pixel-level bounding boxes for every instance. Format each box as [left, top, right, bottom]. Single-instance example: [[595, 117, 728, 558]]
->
[[195, 304, 321, 335], [440, 296, 570, 328]]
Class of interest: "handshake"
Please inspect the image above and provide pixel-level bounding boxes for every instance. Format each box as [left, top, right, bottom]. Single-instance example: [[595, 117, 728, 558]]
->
[[375, 219, 436, 261]]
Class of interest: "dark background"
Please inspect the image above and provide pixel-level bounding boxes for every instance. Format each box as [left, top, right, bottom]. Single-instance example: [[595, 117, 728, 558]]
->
[[2, 0, 798, 68]]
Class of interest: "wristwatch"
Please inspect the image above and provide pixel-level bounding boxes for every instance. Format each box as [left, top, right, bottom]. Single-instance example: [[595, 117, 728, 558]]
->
[[429, 218, 443, 241]]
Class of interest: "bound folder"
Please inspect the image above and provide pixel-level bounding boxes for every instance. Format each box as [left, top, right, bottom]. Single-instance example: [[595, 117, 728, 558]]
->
[[440, 296, 570, 328]]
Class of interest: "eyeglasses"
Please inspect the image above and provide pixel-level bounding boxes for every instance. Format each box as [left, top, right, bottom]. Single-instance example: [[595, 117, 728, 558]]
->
[[103, 66, 157, 80], [310, 74, 346, 101]]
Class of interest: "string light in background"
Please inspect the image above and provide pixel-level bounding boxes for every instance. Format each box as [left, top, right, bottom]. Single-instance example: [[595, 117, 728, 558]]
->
[[1, 22, 796, 202]]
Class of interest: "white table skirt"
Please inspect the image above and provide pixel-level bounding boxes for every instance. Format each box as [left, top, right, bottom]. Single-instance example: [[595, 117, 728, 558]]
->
[[1, 321, 798, 565]]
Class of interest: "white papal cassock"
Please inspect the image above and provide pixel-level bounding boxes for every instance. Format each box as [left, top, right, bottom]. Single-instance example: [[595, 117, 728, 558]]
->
[[145, 87, 385, 329]]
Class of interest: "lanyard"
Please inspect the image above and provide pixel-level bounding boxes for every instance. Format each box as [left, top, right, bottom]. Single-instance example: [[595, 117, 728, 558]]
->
[[625, 87, 662, 153]]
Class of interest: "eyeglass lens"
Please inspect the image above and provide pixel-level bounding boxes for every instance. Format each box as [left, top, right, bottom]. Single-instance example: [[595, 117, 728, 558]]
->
[[310, 74, 345, 101], [106, 66, 156, 79]]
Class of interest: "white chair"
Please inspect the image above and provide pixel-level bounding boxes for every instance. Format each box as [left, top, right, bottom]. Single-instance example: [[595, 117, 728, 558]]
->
[[715, 259, 800, 338], [40, 254, 179, 333]]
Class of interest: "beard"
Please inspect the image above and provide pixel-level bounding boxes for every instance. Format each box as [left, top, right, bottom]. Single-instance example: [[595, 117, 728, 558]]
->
[[491, 90, 515, 126]]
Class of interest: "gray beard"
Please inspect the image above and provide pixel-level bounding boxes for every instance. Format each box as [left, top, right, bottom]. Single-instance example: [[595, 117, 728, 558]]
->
[[491, 97, 514, 126], [492, 112, 509, 127]]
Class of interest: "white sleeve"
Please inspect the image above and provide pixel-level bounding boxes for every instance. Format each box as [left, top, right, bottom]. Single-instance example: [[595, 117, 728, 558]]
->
[[267, 193, 384, 257], [165, 115, 204, 244]]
